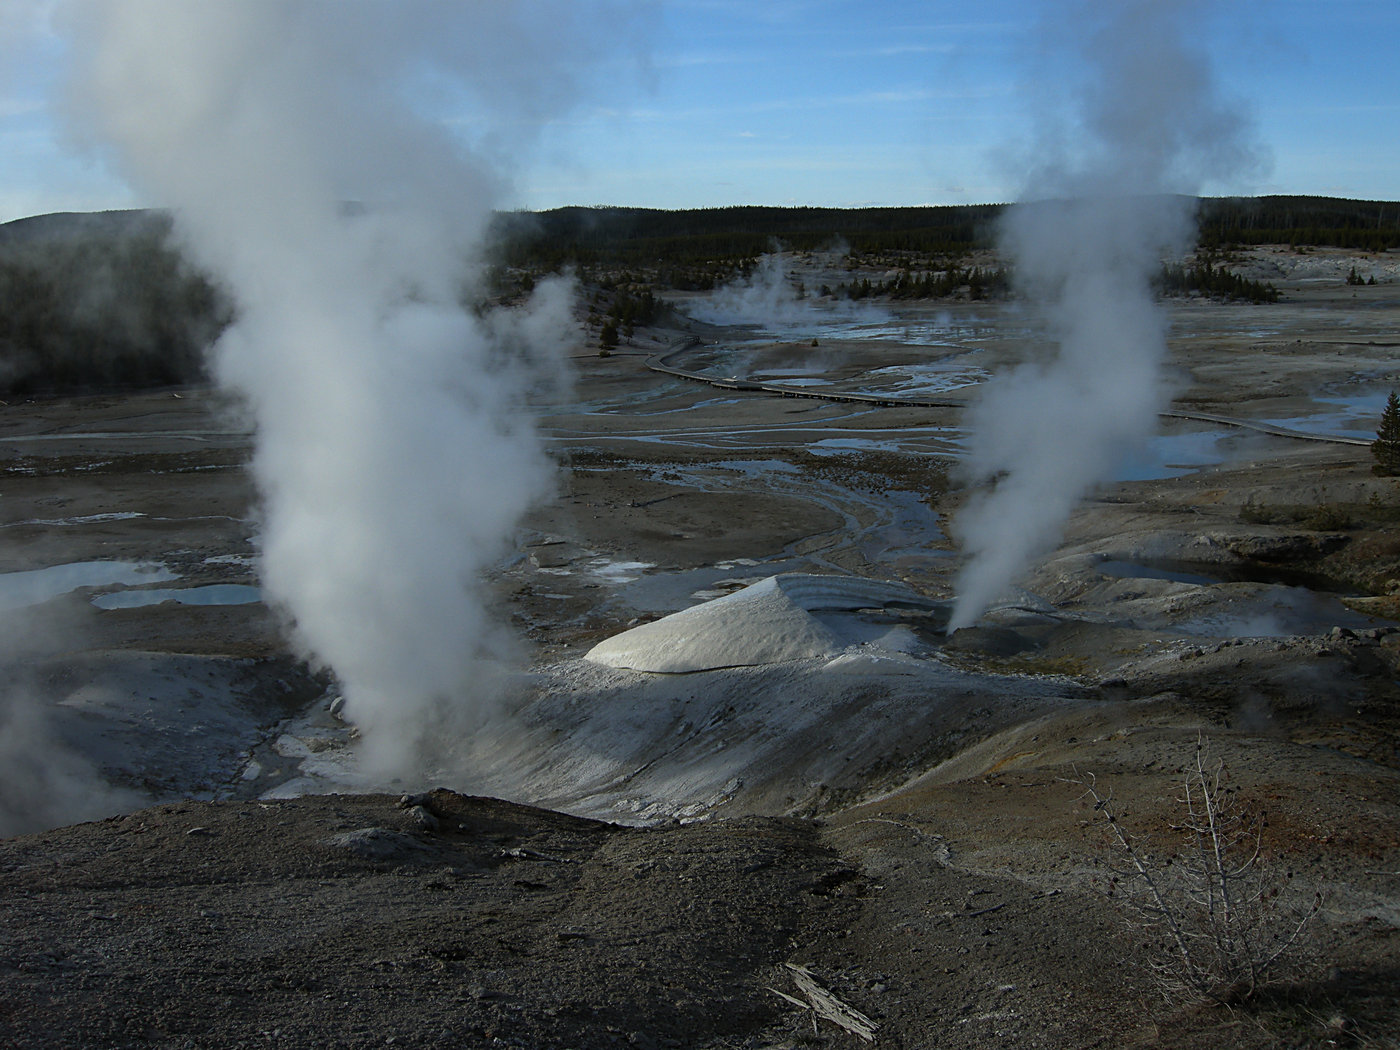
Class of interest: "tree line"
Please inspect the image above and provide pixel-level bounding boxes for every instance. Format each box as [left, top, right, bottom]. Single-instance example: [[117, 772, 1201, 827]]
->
[[1158, 258, 1281, 303], [491, 203, 1004, 275], [496, 196, 1400, 276], [831, 264, 1010, 301], [1198, 195, 1400, 252]]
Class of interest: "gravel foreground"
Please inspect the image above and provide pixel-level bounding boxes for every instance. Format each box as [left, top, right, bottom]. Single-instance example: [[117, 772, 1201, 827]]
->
[[3, 759, 1396, 1049]]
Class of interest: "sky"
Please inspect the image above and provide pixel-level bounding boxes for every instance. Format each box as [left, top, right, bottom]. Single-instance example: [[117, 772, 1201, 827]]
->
[[0, 0, 1396, 221]]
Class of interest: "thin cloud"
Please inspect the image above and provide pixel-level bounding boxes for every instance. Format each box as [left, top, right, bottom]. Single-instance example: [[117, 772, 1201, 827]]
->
[[1296, 102, 1400, 114], [653, 49, 754, 69], [551, 82, 1010, 129]]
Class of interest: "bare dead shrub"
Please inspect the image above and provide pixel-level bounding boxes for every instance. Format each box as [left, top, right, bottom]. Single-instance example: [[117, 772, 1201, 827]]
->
[[1073, 739, 1321, 1004]]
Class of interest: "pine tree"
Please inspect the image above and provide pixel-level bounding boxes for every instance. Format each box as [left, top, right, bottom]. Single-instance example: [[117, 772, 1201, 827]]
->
[[1373, 390, 1400, 475], [598, 320, 619, 356]]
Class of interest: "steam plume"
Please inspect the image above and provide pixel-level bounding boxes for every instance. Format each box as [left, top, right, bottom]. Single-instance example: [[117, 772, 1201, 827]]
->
[[948, 0, 1261, 631], [58, 1, 635, 774], [0, 607, 140, 836], [690, 250, 887, 328]]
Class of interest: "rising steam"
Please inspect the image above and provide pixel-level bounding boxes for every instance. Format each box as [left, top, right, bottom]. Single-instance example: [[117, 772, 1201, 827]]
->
[[690, 250, 888, 328], [57, 1, 635, 775], [0, 606, 141, 836], [948, 0, 1261, 631]]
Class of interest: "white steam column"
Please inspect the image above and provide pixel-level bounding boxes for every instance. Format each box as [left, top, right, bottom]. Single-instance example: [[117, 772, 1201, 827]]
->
[[58, 1, 637, 775], [947, 0, 1263, 632]]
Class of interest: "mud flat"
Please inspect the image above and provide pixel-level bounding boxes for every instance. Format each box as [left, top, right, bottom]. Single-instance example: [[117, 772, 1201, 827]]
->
[[2, 246, 1399, 1047]]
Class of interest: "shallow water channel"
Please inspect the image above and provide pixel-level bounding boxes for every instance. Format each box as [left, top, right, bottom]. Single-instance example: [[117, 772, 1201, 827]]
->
[[0, 560, 260, 612]]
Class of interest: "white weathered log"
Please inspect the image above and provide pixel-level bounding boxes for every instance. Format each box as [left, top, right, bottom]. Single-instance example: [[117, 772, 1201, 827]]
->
[[784, 963, 879, 1042]]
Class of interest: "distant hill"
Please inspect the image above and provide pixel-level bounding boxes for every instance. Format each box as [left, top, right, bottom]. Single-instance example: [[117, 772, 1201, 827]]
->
[[1198, 195, 1400, 251], [2, 195, 1395, 398], [495, 195, 1400, 271], [492, 203, 1008, 270], [0, 209, 228, 398], [0, 208, 170, 247]]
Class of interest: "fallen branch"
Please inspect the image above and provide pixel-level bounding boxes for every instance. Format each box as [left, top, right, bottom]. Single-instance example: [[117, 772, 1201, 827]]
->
[[783, 963, 879, 1043]]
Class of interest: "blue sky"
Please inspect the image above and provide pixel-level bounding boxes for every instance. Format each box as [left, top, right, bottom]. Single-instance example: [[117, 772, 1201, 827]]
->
[[0, 0, 1396, 220]]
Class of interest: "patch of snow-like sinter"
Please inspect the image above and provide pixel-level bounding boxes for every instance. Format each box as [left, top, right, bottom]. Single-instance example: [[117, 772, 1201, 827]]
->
[[584, 574, 935, 673]]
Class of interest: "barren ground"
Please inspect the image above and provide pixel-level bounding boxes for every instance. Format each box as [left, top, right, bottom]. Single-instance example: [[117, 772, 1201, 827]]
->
[[2, 246, 1398, 1047]]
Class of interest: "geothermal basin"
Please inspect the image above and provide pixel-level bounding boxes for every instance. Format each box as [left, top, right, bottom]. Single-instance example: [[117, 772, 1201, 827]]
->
[[1, 247, 1399, 830]]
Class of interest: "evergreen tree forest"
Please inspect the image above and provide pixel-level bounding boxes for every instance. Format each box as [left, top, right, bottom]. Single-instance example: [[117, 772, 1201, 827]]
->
[[1158, 258, 1280, 302], [494, 196, 1400, 277], [1198, 196, 1400, 252]]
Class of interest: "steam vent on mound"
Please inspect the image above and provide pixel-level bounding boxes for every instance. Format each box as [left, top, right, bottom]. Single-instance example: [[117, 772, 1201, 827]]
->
[[584, 573, 940, 673]]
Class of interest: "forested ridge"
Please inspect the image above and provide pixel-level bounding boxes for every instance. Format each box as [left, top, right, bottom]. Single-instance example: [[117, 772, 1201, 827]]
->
[[0, 196, 1395, 397], [494, 203, 1006, 266], [498, 195, 1400, 269], [1198, 195, 1400, 251]]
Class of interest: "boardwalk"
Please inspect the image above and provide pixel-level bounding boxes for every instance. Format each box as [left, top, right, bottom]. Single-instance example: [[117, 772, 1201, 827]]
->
[[648, 340, 1373, 448]]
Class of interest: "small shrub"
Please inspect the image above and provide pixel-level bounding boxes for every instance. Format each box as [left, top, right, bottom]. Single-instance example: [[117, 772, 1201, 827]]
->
[[1073, 739, 1321, 1004], [1302, 504, 1354, 531], [1239, 500, 1274, 525]]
